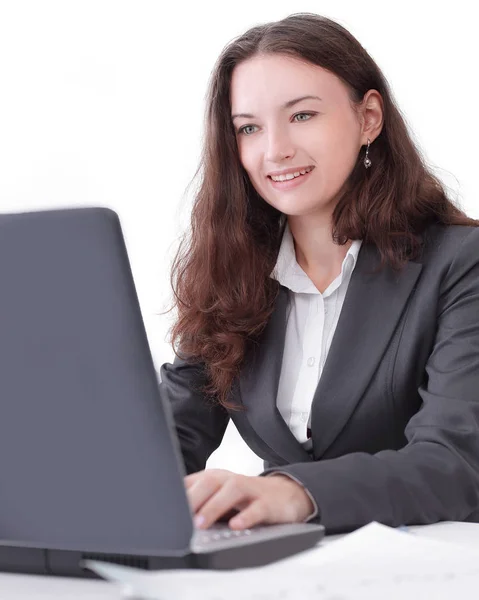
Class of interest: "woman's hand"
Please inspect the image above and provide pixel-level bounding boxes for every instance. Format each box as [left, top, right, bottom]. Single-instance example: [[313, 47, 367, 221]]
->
[[184, 468, 315, 530]]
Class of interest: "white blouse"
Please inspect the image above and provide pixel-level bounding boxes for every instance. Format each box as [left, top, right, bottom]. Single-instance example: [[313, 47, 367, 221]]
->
[[270, 221, 363, 451]]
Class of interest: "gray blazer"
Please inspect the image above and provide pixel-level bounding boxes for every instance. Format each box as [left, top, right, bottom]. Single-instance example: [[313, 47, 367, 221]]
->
[[158, 222, 479, 534]]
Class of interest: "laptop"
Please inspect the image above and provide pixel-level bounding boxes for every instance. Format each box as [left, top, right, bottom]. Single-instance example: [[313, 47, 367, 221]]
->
[[0, 206, 324, 578]]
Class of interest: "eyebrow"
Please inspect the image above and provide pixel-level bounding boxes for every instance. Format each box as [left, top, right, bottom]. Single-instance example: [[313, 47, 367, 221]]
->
[[231, 95, 323, 122]]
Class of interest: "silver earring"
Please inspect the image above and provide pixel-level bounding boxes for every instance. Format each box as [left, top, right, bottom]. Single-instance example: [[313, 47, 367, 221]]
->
[[364, 138, 372, 169]]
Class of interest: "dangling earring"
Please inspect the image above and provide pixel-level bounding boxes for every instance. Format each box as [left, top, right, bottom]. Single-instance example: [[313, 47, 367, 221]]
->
[[364, 138, 372, 169]]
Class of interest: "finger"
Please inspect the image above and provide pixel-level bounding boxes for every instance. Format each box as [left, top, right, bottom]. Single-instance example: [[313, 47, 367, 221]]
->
[[187, 475, 223, 514], [184, 472, 202, 489], [229, 499, 268, 530], [195, 478, 249, 530], [184, 468, 230, 489]]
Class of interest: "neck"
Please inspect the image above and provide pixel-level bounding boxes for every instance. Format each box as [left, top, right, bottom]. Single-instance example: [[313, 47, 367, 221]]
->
[[287, 214, 353, 285]]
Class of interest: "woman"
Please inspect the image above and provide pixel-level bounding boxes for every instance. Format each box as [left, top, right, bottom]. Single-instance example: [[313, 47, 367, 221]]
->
[[158, 13, 479, 535]]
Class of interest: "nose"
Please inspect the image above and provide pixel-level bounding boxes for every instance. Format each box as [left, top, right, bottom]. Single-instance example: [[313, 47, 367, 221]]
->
[[264, 129, 296, 163]]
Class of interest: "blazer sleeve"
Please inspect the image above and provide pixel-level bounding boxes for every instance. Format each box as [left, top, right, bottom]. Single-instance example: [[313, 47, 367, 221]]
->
[[262, 227, 479, 533], [158, 354, 230, 475]]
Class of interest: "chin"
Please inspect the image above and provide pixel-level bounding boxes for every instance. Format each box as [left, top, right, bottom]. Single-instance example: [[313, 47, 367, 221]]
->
[[274, 201, 324, 216]]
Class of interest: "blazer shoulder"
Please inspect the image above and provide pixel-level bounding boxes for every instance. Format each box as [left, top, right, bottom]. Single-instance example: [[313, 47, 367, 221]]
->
[[420, 223, 479, 264]]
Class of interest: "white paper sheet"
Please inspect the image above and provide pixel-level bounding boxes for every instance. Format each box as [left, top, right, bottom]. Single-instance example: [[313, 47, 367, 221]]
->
[[83, 522, 479, 600]]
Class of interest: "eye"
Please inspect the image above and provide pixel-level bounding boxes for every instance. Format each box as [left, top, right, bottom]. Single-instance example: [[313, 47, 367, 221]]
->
[[293, 112, 314, 122], [236, 112, 316, 136]]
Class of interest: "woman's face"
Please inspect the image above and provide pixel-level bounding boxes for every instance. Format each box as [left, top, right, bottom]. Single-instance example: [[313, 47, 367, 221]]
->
[[230, 54, 368, 218]]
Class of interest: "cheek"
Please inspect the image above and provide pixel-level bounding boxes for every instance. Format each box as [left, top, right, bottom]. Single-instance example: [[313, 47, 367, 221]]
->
[[324, 125, 359, 171], [237, 143, 255, 172], [238, 148, 263, 186]]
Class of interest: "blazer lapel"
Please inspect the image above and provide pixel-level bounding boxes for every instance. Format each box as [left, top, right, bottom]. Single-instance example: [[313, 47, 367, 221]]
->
[[311, 242, 423, 458], [238, 285, 313, 464], [238, 240, 423, 465]]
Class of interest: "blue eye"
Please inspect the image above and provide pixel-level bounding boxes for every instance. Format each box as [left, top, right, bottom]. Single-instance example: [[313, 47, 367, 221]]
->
[[236, 112, 315, 136]]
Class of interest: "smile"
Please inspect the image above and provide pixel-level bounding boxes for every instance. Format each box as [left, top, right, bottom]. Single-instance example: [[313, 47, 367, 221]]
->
[[268, 167, 314, 190]]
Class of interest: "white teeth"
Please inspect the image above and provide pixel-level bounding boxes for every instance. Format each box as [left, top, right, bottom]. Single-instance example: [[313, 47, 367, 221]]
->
[[271, 166, 313, 182]]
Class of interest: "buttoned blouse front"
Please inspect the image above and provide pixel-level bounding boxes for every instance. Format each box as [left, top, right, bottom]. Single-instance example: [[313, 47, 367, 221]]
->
[[270, 221, 363, 448]]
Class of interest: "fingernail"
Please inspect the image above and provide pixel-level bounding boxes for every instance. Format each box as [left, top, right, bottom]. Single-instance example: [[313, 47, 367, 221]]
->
[[230, 516, 244, 529], [194, 514, 205, 528]]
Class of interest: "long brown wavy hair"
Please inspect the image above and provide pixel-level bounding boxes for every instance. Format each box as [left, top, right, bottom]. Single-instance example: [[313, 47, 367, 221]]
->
[[160, 12, 479, 410]]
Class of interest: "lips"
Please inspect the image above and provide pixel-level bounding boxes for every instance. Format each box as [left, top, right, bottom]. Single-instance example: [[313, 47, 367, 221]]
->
[[267, 167, 314, 190], [267, 166, 314, 182]]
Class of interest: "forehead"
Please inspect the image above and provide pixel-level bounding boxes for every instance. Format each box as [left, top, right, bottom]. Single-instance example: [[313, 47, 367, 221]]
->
[[230, 54, 347, 111]]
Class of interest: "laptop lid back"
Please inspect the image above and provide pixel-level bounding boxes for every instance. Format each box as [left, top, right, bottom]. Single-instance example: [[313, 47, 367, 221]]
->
[[0, 207, 193, 555]]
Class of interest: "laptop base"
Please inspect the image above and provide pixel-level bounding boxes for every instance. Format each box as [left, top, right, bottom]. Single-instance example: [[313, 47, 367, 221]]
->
[[0, 525, 324, 577]]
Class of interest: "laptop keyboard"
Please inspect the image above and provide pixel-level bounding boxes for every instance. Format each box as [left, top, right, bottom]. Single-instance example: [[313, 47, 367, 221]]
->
[[193, 523, 255, 546], [191, 522, 320, 554]]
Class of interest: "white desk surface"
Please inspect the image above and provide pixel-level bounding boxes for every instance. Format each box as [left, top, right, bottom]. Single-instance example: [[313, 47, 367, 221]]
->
[[1, 521, 478, 599]]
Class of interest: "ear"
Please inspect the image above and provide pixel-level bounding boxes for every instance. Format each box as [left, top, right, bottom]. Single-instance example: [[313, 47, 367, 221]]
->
[[360, 89, 384, 143]]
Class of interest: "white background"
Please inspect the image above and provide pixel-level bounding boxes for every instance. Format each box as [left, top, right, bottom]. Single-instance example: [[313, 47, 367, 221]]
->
[[0, 0, 477, 476]]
